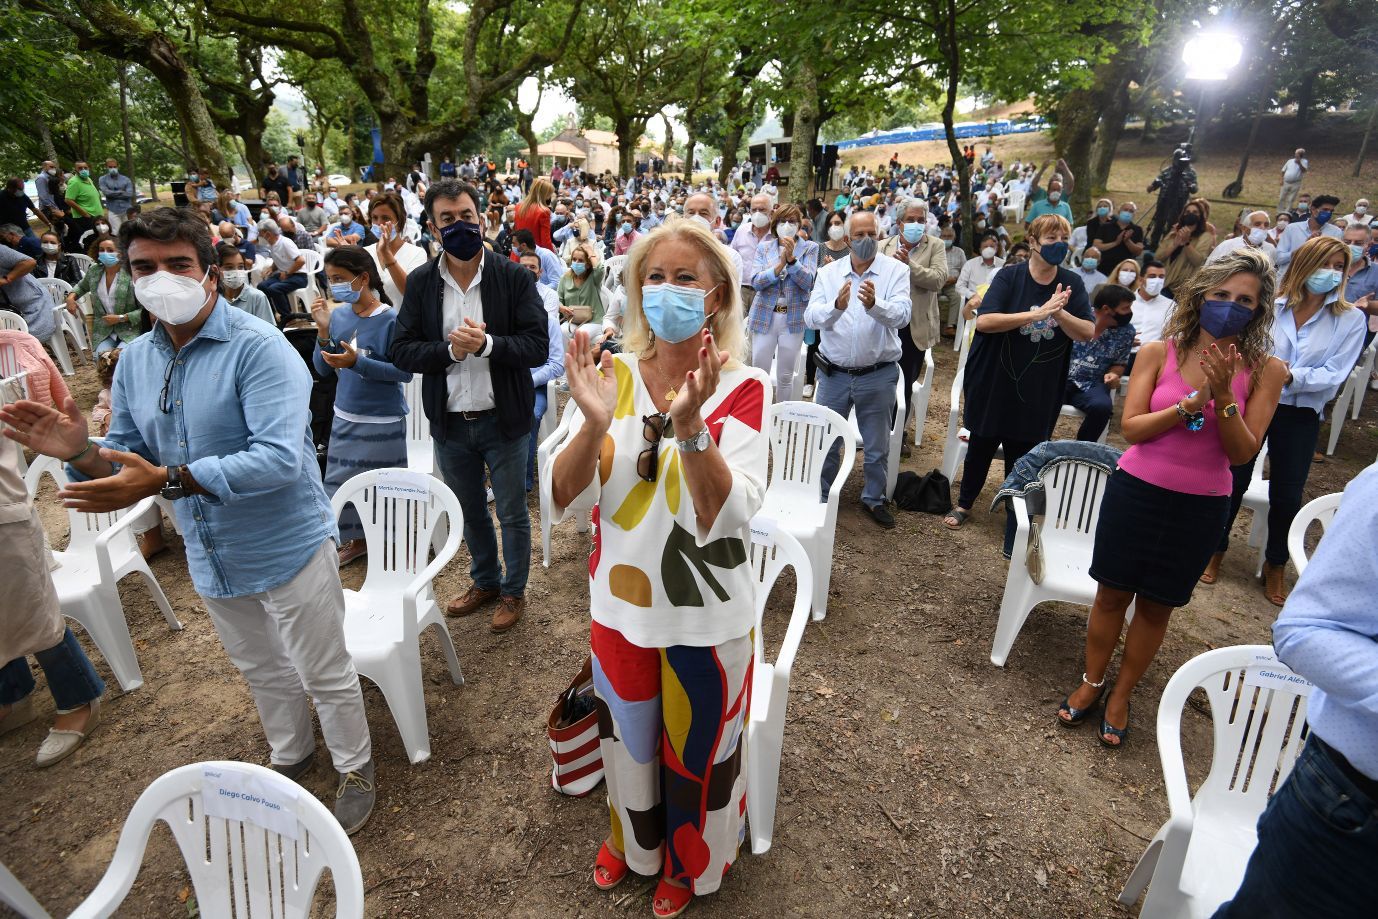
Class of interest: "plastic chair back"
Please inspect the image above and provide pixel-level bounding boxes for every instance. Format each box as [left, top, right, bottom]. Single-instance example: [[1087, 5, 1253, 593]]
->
[[402, 373, 432, 474], [1159, 646, 1310, 825], [68, 253, 94, 276], [766, 401, 854, 504], [0, 342, 22, 379], [25, 455, 137, 553], [34, 277, 73, 307], [0, 311, 29, 333], [1039, 459, 1109, 560], [330, 468, 462, 646], [1287, 492, 1341, 577], [68, 761, 363, 919]]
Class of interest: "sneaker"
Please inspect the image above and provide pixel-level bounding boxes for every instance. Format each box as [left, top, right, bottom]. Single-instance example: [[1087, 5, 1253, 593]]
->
[[865, 502, 896, 529], [491, 595, 525, 633], [334, 760, 376, 835], [802, 383, 815, 399], [271, 750, 316, 782]]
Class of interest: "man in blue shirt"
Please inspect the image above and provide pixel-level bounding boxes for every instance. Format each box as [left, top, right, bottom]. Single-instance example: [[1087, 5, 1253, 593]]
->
[[1063, 283, 1135, 442], [98, 158, 135, 232], [0, 208, 377, 834], [1276, 193, 1343, 272], [1024, 157, 1074, 228], [511, 228, 564, 287], [1214, 465, 1378, 917]]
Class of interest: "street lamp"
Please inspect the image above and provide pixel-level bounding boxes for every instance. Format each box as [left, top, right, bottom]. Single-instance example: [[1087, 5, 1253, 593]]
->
[[1181, 28, 1244, 145]]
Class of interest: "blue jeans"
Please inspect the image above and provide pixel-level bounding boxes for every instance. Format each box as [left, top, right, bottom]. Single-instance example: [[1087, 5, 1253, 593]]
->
[[1219, 404, 1321, 564], [1063, 379, 1113, 442], [94, 333, 121, 357], [0, 627, 105, 711], [433, 413, 532, 596], [814, 361, 899, 508], [1213, 736, 1378, 918], [258, 273, 309, 322], [526, 387, 548, 491]]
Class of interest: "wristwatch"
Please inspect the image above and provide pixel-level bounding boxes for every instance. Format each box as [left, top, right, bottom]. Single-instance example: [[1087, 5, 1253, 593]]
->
[[675, 428, 712, 453], [161, 464, 188, 500], [1216, 402, 1239, 419]]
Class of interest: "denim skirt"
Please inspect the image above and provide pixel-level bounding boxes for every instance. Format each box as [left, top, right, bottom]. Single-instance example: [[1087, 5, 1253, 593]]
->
[[1089, 469, 1230, 608]]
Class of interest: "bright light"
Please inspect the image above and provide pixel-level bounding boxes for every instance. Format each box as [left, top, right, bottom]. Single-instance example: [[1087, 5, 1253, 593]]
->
[[1182, 31, 1243, 81]]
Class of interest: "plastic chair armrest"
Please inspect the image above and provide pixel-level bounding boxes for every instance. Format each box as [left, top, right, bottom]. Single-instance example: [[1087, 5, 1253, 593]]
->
[[1008, 496, 1032, 561], [93, 496, 157, 582]]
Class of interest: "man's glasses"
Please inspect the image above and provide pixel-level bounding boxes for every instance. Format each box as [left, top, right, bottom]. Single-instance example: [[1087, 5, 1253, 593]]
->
[[637, 412, 669, 482], [159, 356, 176, 414]]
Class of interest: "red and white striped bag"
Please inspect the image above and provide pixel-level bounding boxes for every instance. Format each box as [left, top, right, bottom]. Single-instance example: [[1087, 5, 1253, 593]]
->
[[547, 656, 605, 797]]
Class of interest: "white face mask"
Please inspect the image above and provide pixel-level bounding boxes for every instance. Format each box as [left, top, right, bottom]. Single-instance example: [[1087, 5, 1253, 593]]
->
[[1144, 277, 1165, 296], [1118, 270, 1137, 286], [221, 269, 248, 289], [776, 221, 798, 239], [133, 269, 212, 325], [689, 214, 713, 232], [41, 242, 59, 255], [827, 225, 846, 241], [1247, 227, 1268, 246], [981, 246, 996, 260], [750, 211, 770, 229], [1356, 205, 1368, 215]]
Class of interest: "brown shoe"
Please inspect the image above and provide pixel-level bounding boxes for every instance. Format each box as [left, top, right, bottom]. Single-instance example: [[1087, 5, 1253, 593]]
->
[[1198, 551, 1224, 584], [447, 585, 499, 617], [490, 595, 524, 633], [1262, 562, 1287, 607]]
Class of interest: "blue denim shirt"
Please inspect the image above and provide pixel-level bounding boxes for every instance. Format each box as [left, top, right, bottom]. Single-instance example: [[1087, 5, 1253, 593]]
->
[[73, 298, 335, 598]]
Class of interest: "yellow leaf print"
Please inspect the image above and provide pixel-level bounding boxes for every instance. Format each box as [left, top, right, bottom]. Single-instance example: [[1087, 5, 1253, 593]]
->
[[663, 448, 680, 516], [610, 447, 673, 531], [613, 357, 635, 419]]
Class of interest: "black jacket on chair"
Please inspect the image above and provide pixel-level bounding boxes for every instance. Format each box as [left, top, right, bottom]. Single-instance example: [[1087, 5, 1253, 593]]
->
[[391, 252, 549, 443]]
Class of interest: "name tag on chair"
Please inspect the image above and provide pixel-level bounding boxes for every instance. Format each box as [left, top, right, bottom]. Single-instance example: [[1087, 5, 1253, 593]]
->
[[202, 765, 300, 839], [750, 517, 778, 547], [375, 470, 431, 502], [1243, 653, 1314, 696]]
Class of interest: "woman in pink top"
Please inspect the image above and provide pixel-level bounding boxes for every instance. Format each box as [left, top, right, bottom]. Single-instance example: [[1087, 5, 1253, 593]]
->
[[1056, 249, 1288, 748]]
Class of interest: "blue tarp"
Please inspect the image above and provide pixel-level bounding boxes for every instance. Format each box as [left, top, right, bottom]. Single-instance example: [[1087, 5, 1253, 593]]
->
[[834, 120, 1044, 150]]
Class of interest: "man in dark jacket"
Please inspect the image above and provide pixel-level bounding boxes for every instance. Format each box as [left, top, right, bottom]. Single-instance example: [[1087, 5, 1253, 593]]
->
[[391, 179, 548, 633]]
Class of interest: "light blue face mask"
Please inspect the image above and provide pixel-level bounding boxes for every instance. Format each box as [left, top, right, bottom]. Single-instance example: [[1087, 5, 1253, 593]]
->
[[571, 261, 587, 276], [1096, 206, 1109, 218], [641, 283, 719, 343], [1304, 268, 1342, 295], [97, 252, 120, 267], [330, 279, 363, 304], [1082, 257, 1099, 270], [901, 222, 924, 244]]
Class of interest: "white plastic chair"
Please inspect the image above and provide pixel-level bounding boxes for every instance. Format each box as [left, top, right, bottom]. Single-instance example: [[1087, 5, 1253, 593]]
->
[[44, 307, 75, 375], [25, 456, 181, 691], [1058, 403, 1110, 445], [846, 368, 906, 499], [939, 324, 978, 480], [759, 401, 855, 621], [743, 519, 814, 855], [36, 278, 92, 362], [536, 379, 559, 446], [536, 398, 590, 568], [1349, 341, 1376, 420], [402, 373, 433, 476], [0, 341, 22, 378], [68, 253, 94, 276], [909, 349, 935, 449], [1286, 491, 1341, 577], [1325, 342, 1375, 454], [1118, 645, 1311, 919], [69, 761, 364, 919], [992, 459, 1132, 666], [288, 250, 325, 316], [331, 468, 465, 764], [0, 861, 50, 919], [0, 311, 29, 332], [1240, 439, 1270, 577]]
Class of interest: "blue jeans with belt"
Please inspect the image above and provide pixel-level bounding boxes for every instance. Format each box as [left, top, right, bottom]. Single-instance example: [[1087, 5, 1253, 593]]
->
[[1213, 735, 1378, 918], [1218, 403, 1321, 564], [814, 361, 899, 509], [0, 627, 105, 711], [433, 412, 531, 597]]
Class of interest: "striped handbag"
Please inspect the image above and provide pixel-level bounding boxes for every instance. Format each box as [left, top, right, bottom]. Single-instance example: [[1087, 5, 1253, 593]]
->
[[547, 656, 605, 797]]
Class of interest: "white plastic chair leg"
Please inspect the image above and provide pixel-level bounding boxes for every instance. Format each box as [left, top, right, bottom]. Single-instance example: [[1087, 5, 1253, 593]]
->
[[425, 618, 465, 686], [373, 659, 433, 765], [1118, 834, 1165, 906], [990, 583, 1038, 667], [746, 715, 785, 854], [47, 332, 74, 376], [137, 569, 182, 631], [808, 541, 831, 621], [0, 860, 51, 919], [70, 590, 144, 691]]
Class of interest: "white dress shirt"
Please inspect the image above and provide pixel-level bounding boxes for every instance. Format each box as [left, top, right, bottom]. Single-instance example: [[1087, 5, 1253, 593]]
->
[[804, 252, 912, 367], [1131, 291, 1175, 350], [1275, 219, 1343, 270], [730, 225, 770, 275], [1206, 235, 1278, 265], [439, 253, 496, 412], [1271, 294, 1368, 417], [365, 240, 428, 308], [535, 280, 561, 318], [956, 256, 1005, 301]]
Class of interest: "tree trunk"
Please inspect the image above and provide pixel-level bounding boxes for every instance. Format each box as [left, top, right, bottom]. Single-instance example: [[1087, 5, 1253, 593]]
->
[[148, 175, 159, 202], [1294, 69, 1318, 128], [1053, 89, 1101, 220], [718, 123, 744, 185], [35, 113, 59, 164], [938, 0, 973, 255], [346, 99, 358, 181], [1088, 75, 1133, 198], [1354, 104, 1376, 177], [241, 131, 267, 188], [381, 111, 417, 184], [615, 116, 638, 179], [785, 58, 819, 204], [660, 113, 675, 169], [118, 66, 136, 190], [684, 129, 696, 182]]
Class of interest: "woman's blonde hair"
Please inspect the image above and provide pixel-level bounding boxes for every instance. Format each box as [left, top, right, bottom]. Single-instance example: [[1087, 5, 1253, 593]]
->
[[1161, 247, 1277, 385], [1277, 235, 1353, 313], [518, 177, 554, 218], [565, 240, 598, 279], [1027, 213, 1071, 244], [620, 221, 745, 365]]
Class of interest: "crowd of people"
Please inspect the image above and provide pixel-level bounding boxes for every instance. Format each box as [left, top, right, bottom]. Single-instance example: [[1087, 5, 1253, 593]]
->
[[1, 140, 1376, 918]]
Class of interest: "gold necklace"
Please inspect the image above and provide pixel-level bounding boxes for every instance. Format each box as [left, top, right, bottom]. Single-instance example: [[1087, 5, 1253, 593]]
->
[[644, 356, 680, 402]]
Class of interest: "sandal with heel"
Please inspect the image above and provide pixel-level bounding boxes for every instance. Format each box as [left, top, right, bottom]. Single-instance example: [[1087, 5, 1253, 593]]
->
[[1099, 700, 1131, 749], [593, 842, 629, 891], [1057, 672, 1107, 727], [652, 878, 693, 918]]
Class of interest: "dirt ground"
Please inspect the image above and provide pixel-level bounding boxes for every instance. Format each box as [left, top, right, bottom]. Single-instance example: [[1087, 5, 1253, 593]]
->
[[4, 339, 1374, 919]]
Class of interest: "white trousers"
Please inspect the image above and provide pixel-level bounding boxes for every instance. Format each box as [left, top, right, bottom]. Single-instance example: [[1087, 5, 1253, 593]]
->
[[750, 310, 804, 402], [106, 212, 126, 233], [201, 540, 371, 773]]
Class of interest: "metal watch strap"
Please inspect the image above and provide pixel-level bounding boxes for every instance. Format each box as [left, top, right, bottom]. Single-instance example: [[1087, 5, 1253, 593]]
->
[[675, 427, 711, 453]]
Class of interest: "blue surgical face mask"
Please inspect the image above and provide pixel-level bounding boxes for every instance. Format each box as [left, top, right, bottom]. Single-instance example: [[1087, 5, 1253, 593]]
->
[[641, 282, 718, 343], [1118, 210, 1133, 224], [330, 278, 363, 303], [901, 222, 924, 244], [571, 261, 587, 276], [1305, 268, 1342, 295], [1199, 299, 1253, 339], [97, 251, 119, 267], [620, 222, 633, 235], [1096, 206, 1109, 218], [1349, 244, 1365, 261], [1082, 257, 1099, 270], [1039, 241, 1069, 265]]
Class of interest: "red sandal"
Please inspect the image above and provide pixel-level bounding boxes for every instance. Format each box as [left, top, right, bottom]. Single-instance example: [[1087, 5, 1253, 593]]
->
[[593, 842, 628, 891], [652, 878, 692, 918]]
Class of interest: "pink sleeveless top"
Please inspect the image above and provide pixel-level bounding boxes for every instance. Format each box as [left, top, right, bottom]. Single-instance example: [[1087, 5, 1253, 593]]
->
[[1117, 341, 1251, 496]]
